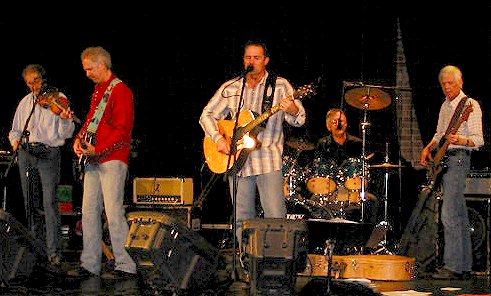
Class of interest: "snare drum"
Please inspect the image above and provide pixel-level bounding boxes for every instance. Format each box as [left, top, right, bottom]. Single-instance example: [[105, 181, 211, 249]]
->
[[341, 158, 369, 190], [306, 159, 339, 195]]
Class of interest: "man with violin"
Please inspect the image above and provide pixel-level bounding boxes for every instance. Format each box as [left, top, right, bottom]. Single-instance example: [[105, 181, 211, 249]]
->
[[8, 64, 76, 268]]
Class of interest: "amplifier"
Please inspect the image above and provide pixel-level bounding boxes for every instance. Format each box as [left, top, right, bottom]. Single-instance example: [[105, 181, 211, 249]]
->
[[133, 177, 193, 205], [465, 171, 491, 195], [127, 206, 193, 229]]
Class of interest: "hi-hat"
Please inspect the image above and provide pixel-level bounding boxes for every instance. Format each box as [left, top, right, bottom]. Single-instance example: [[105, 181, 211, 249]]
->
[[345, 87, 392, 110], [369, 162, 403, 169], [286, 138, 315, 150]]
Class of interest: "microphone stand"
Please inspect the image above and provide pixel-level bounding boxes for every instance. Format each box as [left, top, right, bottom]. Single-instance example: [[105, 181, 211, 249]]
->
[[228, 72, 247, 281], [14, 93, 38, 233], [359, 89, 371, 223]]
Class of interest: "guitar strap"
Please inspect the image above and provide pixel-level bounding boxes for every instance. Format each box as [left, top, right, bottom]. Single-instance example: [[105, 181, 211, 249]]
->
[[259, 72, 277, 128], [86, 78, 122, 134]]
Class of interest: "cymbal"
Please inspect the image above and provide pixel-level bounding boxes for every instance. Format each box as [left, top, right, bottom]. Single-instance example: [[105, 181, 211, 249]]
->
[[345, 87, 392, 110], [369, 162, 403, 169], [286, 138, 315, 151]]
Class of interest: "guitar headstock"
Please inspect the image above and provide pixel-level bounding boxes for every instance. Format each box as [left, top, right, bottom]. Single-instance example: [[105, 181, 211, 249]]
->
[[293, 83, 316, 101]]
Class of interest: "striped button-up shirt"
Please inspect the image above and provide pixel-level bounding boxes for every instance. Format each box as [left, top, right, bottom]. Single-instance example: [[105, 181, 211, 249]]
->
[[432, 91, 484, 150], [199, 72, 306, 177]]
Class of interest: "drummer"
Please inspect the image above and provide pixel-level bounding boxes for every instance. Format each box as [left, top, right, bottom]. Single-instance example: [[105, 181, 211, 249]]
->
[[313, 108, 377, 222], [314, 108, 362, 167]]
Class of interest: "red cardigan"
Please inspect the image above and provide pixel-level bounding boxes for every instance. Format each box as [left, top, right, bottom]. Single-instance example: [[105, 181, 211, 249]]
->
[[77, 75, 134, 164]]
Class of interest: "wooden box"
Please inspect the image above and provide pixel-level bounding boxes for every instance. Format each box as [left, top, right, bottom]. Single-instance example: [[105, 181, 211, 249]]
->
[[300, 254, 417, 281]]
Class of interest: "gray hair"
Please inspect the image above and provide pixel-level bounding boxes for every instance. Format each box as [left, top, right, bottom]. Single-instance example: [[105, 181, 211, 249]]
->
[[81, 46, 112, 69], [22, 64, 45, 79], [439, 65, 463, 88]]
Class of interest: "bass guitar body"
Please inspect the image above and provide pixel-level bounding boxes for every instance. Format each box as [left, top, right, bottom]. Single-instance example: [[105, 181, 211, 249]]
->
[[425, 103, 473, 191], [203, 110, 257, 174]]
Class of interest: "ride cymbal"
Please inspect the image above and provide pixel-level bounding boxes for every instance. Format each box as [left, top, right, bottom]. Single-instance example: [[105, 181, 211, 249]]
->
[[345, 87, 392, 110], [369, 162, 403, 169], [286, 138, 315, 151]]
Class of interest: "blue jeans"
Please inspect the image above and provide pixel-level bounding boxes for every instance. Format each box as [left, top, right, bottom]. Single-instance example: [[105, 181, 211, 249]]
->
[[17, 145, 61, 260], [229, 170, 287, 246], [80, 160, 136, 275], [441, 149, 472, 273]]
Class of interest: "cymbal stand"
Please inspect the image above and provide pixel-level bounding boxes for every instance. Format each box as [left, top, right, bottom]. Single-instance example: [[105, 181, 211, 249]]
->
[[286, 149, 302, 199], [359, 91, 371, 223], [323, 239, 335, 295], [373, 142, 393, 255]]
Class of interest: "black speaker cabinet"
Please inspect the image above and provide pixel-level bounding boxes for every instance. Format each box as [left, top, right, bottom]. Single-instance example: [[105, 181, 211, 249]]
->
[[125, 211, 219, 294], [0, 209, 47, 287], [465, 196, 491, 273]]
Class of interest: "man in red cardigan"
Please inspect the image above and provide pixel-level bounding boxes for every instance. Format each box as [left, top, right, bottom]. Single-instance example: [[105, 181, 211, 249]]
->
[[68, 46, 136, 280]]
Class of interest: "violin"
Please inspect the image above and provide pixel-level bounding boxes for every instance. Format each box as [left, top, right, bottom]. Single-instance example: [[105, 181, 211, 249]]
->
[[38, 85, 81, 124]]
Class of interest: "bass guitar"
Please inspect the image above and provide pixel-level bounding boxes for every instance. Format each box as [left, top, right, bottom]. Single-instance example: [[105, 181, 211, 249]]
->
[[203, 83, 315, 174], [425, 103, 473, 191]]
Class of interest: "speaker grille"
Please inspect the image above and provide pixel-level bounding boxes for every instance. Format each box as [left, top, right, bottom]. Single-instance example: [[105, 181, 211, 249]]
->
[[465, 197, 490, 273]]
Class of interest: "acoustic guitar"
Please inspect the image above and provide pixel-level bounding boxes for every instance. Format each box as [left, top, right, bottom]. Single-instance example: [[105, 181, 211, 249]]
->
[[203, 83, 315, 174], [425, 103, 473, 191]]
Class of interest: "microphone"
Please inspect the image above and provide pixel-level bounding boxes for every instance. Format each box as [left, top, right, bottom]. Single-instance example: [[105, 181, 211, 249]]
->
[[242, 65, 254, 76], [337, 112, 343, 130]]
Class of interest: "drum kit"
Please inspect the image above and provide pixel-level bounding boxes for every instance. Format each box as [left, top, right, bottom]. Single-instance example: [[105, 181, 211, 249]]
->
[[283, 83, 404, 235]]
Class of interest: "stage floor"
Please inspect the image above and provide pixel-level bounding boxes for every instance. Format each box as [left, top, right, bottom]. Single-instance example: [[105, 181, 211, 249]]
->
[[0, 247, 489, 296]]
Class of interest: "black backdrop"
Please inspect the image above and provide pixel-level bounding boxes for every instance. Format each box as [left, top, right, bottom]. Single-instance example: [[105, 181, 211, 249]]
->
[[1, 3, 490, 231]]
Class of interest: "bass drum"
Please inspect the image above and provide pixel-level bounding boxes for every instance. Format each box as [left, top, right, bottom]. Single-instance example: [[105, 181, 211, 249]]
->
[[285, 199, 333, 221], [285, 200, 314, 220]]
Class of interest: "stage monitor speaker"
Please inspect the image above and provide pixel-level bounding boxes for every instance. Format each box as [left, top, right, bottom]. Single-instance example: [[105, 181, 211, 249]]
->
[[0, 209, 47, 287], [125, 211, 218, 294], [465, 196, 490, 273], [242, 218, 309, 296]]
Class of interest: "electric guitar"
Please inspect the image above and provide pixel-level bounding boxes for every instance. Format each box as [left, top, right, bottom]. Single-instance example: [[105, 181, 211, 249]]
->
[[425, 103, 473, 191], [203, 83, 316, 174], [76, 131, 96, 181]]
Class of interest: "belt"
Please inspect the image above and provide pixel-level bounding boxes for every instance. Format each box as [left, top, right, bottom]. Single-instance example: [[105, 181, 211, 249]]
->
[[25, 142, 53, 149], [447, 149, 471, 156]]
